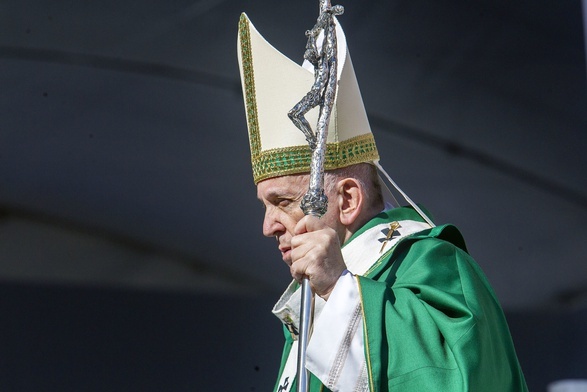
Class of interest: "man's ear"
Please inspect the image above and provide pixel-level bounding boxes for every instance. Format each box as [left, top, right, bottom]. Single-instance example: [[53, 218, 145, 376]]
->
[[336, 178, 363, 226]]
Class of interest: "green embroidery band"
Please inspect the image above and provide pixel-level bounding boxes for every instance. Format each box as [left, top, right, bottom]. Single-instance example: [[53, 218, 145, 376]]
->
[[253, 133, 379, 183]]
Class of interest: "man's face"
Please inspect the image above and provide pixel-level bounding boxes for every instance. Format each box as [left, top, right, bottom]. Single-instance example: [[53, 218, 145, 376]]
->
[[257, 174, 339, 265]]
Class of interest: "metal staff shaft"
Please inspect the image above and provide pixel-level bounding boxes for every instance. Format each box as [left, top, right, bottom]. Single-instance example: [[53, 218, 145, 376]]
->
[[288, 1, 343, 391], [297, 277, 313, 392]]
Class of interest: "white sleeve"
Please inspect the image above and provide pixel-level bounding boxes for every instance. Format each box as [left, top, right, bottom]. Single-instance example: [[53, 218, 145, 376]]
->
[[305, 270, 369, 392]]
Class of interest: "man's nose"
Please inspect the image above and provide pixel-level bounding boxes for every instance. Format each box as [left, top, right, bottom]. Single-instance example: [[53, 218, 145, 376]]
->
[[262, 208, 283, 237]]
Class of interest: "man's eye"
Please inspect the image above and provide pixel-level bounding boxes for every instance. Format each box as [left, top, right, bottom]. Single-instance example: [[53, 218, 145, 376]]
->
[[278, 199, 292, 207]]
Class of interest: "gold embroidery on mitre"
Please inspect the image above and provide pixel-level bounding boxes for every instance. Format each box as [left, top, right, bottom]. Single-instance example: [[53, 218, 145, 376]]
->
[[238, 14, 262, 162]]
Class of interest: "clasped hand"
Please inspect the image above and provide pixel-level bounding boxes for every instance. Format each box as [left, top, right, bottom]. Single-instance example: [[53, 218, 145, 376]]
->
[[290, 215, 346, 300]]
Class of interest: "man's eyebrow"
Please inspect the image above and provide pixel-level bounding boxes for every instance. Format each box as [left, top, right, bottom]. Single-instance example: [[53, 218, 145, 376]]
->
[[259, 189, 297, 203], [262, 189, 287, 199], [264, 190, 282, 199], [257, 190, 279, 204]]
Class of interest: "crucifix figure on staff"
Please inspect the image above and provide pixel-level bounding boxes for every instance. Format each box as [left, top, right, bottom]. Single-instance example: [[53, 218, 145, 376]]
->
[[288, 1, 343, 155], [237, 3, 528, 391]]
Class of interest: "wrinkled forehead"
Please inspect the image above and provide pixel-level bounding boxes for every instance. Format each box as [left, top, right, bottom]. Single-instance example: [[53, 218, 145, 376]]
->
[[256, 174, 309, 200]]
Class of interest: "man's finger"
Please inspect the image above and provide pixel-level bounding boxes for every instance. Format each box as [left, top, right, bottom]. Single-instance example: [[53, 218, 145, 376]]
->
[[293, 214, 326, 235]]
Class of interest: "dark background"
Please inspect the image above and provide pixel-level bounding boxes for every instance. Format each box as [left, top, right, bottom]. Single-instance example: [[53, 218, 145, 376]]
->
[[1, 0, 586, 390]]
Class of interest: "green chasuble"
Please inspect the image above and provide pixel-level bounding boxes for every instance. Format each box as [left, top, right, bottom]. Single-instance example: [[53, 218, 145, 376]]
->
[[273, 207, 527, 392]]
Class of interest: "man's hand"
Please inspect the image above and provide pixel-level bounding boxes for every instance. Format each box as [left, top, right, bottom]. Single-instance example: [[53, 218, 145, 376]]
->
[[290, 215, 346, 300]]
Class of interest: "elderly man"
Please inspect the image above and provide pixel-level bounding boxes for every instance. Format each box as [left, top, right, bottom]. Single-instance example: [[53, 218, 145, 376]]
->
[[258, 164, 383, 301], [237, 12, 527, 392]]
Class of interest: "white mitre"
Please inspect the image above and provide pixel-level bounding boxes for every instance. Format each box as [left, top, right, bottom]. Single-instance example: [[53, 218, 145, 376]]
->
[[237, 13, 379, 184]]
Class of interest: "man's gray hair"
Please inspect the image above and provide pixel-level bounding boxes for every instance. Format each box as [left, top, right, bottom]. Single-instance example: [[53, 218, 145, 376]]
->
[[324, 163, 384, 210]]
